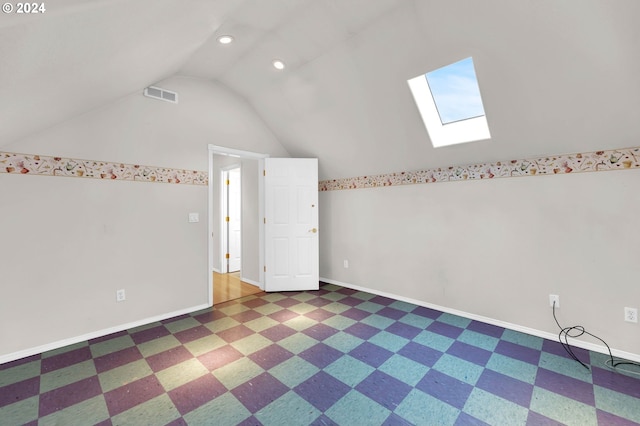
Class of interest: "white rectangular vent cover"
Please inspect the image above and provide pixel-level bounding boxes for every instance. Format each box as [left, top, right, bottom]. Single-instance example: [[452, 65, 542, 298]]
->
[[144, 86, 178, 103]]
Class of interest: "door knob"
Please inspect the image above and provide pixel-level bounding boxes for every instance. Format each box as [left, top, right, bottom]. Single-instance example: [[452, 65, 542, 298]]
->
[[309, 228, 317, 233]]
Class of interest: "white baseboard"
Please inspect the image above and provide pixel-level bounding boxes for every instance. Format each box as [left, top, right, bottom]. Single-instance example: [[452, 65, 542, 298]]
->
[[320, 277, 640, 364], [212, 270, 261, 290], [240, 276, 262, 289], [0, 303, 210, 365]]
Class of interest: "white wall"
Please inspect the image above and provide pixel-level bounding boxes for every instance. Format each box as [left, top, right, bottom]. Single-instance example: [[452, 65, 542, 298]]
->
[[319, 169, 640, 358], [240, 159, 260, 284], [0, 76, 289, 362]]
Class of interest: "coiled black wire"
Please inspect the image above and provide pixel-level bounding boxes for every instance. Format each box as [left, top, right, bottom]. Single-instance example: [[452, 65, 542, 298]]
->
[[552, 301, 640, 373]]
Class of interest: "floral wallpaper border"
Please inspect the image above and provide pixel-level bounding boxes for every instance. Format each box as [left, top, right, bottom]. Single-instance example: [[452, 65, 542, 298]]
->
[[2, 147, 639, 190], [319, 147, 640, 191], [0, 152, 208, 185]]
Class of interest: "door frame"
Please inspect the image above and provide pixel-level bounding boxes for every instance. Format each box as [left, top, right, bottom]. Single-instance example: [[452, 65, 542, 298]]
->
[[220, 164, 242, 273], [208, 145, 269, 306]]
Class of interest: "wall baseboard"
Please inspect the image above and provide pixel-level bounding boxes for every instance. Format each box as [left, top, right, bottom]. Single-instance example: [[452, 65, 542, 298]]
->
[[240, 276, 262, 289], [320, 277, 640, 364], [5, 280, 638, 367], [0, 303, 210, 365]]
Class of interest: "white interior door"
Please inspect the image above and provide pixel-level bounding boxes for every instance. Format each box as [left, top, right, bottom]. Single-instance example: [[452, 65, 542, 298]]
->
[[227, 167, 241, 272], [265, 158, 319, 292]]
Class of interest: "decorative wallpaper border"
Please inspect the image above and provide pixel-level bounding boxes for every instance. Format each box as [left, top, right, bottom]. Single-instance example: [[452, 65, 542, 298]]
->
[[0, 152, 208, 185], [319, 147, 640, 191], [3, 147, 639, 190]]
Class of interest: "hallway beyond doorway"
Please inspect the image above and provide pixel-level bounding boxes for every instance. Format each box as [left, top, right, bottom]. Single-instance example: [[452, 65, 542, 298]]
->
[[213, 271, 261, 305]]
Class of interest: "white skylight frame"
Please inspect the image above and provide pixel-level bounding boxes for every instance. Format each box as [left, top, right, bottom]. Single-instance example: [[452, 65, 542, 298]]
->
[[408, 57, 490, 148]]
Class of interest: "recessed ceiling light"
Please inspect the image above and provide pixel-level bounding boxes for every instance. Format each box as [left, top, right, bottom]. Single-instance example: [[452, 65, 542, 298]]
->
[[272, 59, 285, 70], [217, 35, 234, 45]]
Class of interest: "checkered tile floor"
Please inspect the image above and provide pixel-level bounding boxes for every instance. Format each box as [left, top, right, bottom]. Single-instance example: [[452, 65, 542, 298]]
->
[[2, 283, 639, 425]]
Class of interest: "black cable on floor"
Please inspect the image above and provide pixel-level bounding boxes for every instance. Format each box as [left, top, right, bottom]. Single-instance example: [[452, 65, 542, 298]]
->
[[552, 301, 640, 374]]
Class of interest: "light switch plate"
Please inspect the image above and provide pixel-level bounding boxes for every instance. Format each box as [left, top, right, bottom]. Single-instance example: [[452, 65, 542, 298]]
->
[[188, 213, 199, 223]]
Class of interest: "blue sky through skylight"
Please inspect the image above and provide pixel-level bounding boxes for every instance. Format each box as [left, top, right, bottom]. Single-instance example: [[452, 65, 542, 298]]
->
[[425, 57, 485, 125]]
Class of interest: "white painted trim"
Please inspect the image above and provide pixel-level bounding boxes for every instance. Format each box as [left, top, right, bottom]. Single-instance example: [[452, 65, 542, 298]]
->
[[0, 303, 209, 365], [208, 147, 215, 306], [208, 145, 270, 160], [320, 277, 640, 364], [258, 157, 265, 287], [212, 267, 221, 274], [240, 276, 262, 288]]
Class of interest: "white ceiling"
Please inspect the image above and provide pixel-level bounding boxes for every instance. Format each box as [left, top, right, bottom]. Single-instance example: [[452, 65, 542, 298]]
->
[[2, 0, 640, 179]]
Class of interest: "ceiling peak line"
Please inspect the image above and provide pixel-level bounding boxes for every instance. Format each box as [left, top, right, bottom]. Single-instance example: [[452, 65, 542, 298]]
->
[[319, 146, 640, 191]]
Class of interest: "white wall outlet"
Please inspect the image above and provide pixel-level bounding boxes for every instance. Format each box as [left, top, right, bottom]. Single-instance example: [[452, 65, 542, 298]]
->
[[549, 294, 560, 308], [116, 289, 126, 302], [624, 307, 638, 323], [188, 213, 199, 223], [343, 260, 349, 268]]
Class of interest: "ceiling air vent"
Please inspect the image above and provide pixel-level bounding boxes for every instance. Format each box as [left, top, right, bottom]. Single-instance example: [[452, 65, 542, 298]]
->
[[143, 86, 178, 104]]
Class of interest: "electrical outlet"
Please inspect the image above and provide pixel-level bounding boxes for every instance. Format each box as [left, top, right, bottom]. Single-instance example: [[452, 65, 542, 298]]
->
[[343, 260, 349, 269], [549, 294, 560, 308], [624, 307, 638, 323], [116, 289, 126, 302]]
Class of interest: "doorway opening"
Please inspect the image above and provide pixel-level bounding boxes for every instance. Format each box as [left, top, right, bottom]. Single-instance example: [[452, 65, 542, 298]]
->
[[214, 163, 261, 304], [208, 145, 269, 307], [207, 145, 320, 306]]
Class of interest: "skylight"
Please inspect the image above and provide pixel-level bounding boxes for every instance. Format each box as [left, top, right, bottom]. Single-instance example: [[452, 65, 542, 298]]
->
[[408, 57, 490, 148], [426, 57, 485, 124]]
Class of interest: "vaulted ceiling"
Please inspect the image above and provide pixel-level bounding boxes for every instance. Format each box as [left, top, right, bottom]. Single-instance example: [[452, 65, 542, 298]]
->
[[2, 0, 639, 179]]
